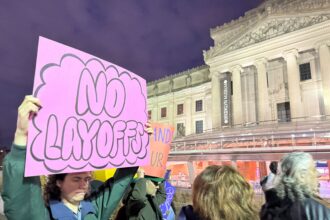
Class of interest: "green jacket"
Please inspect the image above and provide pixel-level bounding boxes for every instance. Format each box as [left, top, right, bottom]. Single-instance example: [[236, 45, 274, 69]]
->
[[2, 144, 137, 220], [126, 178, 166, 220]]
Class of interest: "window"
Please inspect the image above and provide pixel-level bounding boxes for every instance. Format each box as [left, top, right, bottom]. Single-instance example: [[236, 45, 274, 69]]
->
[[161, 107, 167, 118], [176, 123, 185, 137], [195, 100, 203, 112], [299, 63, 311, 81], [148, 110, 152, 120], [195, 120, 203, 134], [277, 102, 291, 122], [177, 104, 184, 115]]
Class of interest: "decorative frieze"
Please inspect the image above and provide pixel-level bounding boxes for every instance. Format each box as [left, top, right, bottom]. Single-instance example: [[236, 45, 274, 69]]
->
[[230, 15, 330, 51], [205, 0, 330, 60], [205, 14, 330, 59], [270, 0, 330, 14]]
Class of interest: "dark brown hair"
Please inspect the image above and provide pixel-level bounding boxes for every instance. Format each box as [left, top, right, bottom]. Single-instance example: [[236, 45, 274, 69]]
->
[[43, 173, 68, 205]]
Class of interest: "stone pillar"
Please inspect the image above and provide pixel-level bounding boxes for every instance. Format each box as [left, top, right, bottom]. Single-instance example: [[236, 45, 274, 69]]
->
[[283, 50, 304, 120], [211, 72, 221, 129], [152, 106, 158, 121], [150, 97, 158, 121], [168, 101, 174, 126], [318, 42, 330, 116], [152, 85, 159, 121], [185, 97, 192, 135], [231, 65, 243, 126], [255, 58, 271, 124]]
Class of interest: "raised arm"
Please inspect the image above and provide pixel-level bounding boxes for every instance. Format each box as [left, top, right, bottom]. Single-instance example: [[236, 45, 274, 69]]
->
[[89, 166, 138, 220], [2, 96, 50, 220], [89, 122, 152, 220]]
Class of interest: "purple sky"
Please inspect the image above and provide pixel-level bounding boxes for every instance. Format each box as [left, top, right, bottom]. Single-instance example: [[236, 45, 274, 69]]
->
[[0, 0, 262, 147]]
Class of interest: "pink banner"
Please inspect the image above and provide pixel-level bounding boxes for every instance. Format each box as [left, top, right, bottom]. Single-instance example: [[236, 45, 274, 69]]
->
[[25, 36, 149, 176]]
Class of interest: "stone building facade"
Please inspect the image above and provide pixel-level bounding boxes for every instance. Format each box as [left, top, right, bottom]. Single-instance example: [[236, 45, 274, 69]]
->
[[147, 0, 330, 138]]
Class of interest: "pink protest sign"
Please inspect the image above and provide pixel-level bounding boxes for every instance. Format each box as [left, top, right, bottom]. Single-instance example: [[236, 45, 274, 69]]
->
[[25, 36, 149, 176]]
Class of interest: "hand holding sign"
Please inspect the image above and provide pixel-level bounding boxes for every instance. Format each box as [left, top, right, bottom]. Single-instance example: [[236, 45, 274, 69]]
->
[[14, 96, 42, 146], [25, 37, 149, 176]]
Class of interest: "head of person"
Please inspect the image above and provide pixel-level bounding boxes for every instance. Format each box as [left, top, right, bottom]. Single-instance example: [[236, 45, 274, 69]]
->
[[276, 152, 318, 201], [192, 165, 258, 220], [269, 161, 278, 174], [44, 171, 92, 205], [145, 180, 159, 196], [144, 175, 163, 197]]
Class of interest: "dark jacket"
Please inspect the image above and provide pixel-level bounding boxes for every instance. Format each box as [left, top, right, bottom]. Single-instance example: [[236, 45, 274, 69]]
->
[[125, 178, 166, 220], [260, 189, 330, 220], [177, 205, 203, 220], [2, 144, 137, 220]]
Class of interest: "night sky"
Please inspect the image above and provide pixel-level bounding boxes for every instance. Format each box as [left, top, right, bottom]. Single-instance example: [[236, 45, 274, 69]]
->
[[0, 0, 262, 147]]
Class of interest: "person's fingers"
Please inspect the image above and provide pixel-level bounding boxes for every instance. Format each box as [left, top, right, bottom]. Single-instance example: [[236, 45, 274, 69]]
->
[[137, 168, 145, 178], [20, 95, 42, 108], [19, 101, 40, 115], [24, 95, 40, 103], [17, 100, 41, 123], [144, 123, 153, 135]]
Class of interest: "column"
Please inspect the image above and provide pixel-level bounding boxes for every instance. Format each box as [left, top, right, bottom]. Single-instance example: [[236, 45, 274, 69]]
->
[[318, 42, 330, 116], [185, 97, 192, 135], [283, 49, 304, 120], [255, 58, 271, 124], [231, 65, 243, 126], [152, 85, 158, 121], [168, 101, 174, 126], [151, 98, 158, 121], [168, 81, 175, 126], [211, 71, 221, 129], [151, 106, 157, 121]]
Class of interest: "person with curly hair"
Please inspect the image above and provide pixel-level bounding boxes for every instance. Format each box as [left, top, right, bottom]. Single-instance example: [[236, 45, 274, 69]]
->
[[178, 165, 259, 220], [260, 152, 330, 220], [2, 96, 151, 220]]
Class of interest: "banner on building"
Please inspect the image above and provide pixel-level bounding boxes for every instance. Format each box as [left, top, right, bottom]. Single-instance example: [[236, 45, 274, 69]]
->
[[221, 75, 232, 126]]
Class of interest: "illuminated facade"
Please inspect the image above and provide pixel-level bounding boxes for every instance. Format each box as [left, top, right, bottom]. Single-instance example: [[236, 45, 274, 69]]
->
[[147, 0, 330, 189], [148, 0, 330, 135]]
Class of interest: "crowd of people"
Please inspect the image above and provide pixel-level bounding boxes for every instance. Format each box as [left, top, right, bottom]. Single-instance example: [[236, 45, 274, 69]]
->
[[1, 95, 330, 219]]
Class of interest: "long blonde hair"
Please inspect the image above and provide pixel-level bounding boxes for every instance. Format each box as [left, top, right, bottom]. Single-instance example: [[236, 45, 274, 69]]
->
[[192, 165, 258, 220]]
